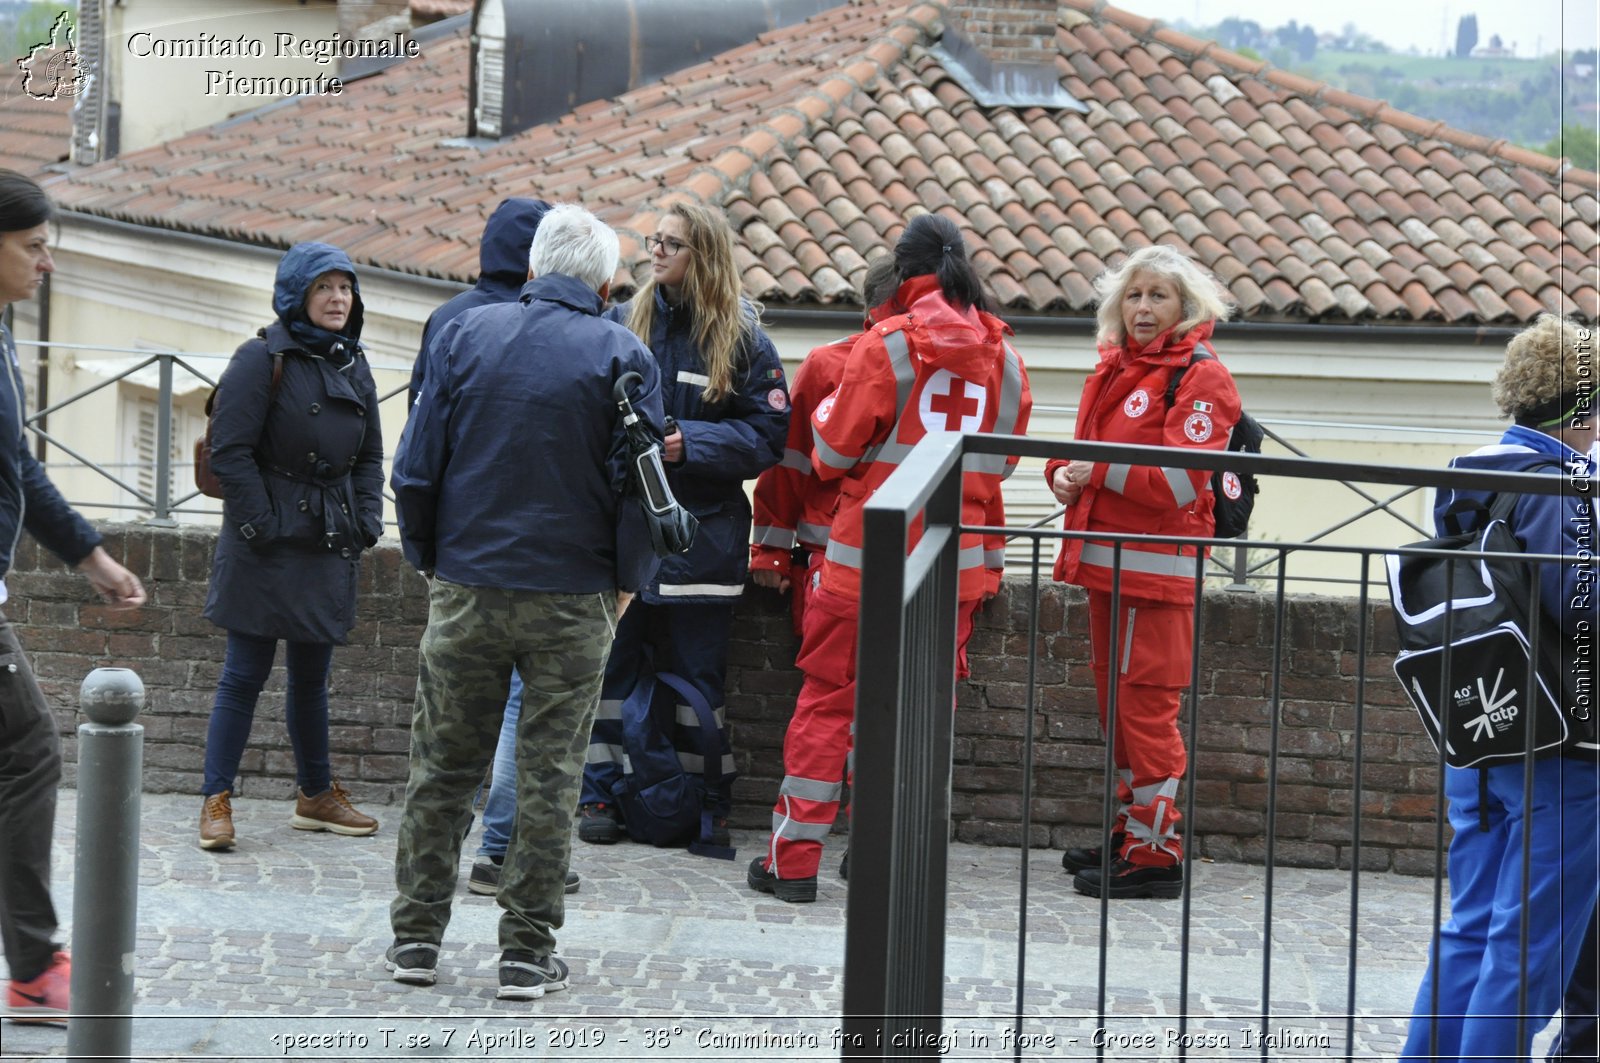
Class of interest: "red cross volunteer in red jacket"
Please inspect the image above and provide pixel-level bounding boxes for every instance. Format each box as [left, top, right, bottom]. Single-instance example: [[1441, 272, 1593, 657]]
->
[[749, 258, 904, 634], [748, 215, 1031, 904], [1046, 245, 1240, 900]]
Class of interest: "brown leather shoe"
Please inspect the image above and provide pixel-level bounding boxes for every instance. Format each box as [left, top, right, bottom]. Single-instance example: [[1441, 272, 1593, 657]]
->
[[291, 780, 378, 836], [199, 791, 235, 851]]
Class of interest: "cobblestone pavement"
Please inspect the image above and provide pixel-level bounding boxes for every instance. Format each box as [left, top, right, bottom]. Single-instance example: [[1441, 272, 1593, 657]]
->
[[0, 792, 1556, 1060]]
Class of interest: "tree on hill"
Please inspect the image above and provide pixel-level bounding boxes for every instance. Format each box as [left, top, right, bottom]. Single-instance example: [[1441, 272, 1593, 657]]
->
[[1455, 14, 1478, 59], [1543, 123, 1600, 174]]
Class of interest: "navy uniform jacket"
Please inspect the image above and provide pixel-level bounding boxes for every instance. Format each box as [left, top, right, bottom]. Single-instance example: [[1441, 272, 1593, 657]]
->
[[393, 273, 664, 595], [0, 322, 100, 582], [607, 289, 787, 604]]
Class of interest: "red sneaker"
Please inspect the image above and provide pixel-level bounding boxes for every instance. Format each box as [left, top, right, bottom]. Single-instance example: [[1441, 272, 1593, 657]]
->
[[6, 950, 69, 1024]]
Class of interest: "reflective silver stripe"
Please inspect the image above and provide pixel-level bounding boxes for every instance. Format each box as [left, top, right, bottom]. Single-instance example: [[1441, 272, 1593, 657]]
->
[[883, 328, 915, 418], [594, 698, 623, 721], [778, 775, 845, 802], [963, 451, 1012, 476], [1104, 463, 1131, 494], [780, 447, 811, 471], [655, 582, 746, 597], [958, 544, 985, 570], [677, 751, 738, 775], [675, 702, 728, 728], [751, 524, 796, 549], [1163, 466, 1197, 507], [984, 547, 1005, 567], [1080, 543, 1201, 579], [585, 742, 626, 766], [826, 539, 863, 569], [1121, 607, 1136, 674], [873, 439, 915, 466], [678, 370, 710, 387], [796, 521, 830, 547], [770, 813, 833, 841], [998, 340, 1025, 431], [813, 432, 858, 471], [1132, 777, 1181, 804]]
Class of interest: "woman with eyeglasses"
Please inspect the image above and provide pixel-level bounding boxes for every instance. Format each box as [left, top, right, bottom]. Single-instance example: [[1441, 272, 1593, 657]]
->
[[575, 202, 788, 854]]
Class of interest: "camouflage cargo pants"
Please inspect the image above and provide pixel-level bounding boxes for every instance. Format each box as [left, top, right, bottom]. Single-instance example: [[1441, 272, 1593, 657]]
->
[[391, 578, 615, 956]]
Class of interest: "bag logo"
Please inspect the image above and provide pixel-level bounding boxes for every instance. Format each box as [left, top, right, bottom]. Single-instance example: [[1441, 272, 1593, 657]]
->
[[1184, 412, 1214, 442], [1123, 389, 1150, 418], [919, 370, 986, 433], [1221, 471, 1243, 500]]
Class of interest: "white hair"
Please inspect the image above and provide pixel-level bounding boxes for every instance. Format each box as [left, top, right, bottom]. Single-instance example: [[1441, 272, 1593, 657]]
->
[[528, 204, 619, 292], [1093, 245, 1234, 345]]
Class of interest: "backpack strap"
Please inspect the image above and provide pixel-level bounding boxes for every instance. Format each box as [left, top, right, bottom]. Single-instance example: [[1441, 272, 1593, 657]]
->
[[1163, 343, 1215, 409], [654, 672, 735, 861]]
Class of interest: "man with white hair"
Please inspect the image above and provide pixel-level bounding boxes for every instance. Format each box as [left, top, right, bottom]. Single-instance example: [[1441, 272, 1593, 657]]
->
[[386, 203, 664, 1000]]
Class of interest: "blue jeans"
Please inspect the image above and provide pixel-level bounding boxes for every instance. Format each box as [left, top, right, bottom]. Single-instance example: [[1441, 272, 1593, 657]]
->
[[475, 671, 522, 859], [1403, 756, 1600, 1063], [202, 631, 334, 797]]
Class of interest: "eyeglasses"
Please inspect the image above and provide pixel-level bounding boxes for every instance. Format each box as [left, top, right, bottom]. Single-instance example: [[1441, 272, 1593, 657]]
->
[[646, 235, 687, 256]]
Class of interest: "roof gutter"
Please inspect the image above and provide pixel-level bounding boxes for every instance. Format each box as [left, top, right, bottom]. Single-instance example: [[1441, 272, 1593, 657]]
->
[[759, 306, 1522, 346], [56, 210, 469, 297]]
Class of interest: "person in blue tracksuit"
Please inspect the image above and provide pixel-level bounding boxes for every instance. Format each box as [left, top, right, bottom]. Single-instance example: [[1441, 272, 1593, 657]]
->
[[577, 201, 787, 850], [1403, 313, 1600, 1063]]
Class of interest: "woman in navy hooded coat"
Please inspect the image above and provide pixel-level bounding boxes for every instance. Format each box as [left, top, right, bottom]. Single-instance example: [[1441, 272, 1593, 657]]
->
[[197, 242, 385, 852]]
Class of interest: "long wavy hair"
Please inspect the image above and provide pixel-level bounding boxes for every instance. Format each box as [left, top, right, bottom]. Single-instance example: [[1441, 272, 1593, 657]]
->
[[1092, 245, 1233, 345], [627, 202, 757, 404]]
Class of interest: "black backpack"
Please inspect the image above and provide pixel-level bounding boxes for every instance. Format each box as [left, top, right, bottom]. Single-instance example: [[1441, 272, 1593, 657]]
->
[[610, 670, 735, 859], [1385, 480, 1595, 768], [1164, 344, 1262, 538]]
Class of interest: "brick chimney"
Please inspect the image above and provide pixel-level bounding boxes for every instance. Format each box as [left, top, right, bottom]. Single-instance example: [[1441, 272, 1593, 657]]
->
[[939, 0, 1082, 109]]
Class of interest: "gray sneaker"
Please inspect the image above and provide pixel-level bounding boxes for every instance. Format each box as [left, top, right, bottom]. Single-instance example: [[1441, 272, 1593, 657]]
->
[[384, 941, 439, 986], [497, 951, 569, 1000], [468, 855, 579, 895]]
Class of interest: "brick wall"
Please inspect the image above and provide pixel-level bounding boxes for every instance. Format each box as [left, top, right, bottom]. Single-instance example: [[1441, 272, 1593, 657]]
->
[[14, 524, 1439, 873]]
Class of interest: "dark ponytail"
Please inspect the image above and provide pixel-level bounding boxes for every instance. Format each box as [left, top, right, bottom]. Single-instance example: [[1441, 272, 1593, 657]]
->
[[0, 169, 53, 234], [893, 213, 991, 313]]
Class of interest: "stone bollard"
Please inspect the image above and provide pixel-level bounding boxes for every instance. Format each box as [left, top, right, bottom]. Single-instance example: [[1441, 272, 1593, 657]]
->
[[67, 668, 144, 1063]]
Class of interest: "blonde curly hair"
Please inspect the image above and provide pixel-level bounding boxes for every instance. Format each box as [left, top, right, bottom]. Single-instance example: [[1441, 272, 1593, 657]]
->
[[1491, 314, 1595, 426], [1093, 246, 1234, 345]]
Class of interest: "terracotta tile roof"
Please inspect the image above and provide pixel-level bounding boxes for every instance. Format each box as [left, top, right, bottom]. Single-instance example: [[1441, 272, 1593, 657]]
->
[[0, 60, 74, 177], [44, 0, 1600, 324], [410, 0, 470, 19]]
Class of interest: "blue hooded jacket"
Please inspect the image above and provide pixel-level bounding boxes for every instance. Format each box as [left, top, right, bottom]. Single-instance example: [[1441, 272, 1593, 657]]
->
[[392, 272, 664, 594], [272, 242, 365, 355], [1434, 423, 1594, 638], [408, 197, 551, 408]]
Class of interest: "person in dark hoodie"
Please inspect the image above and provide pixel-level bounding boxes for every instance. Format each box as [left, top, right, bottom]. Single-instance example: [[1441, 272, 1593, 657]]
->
[[407, 197, 551, 409], [197, 241, 385, 852], [1401, 314, 1600, 1063]]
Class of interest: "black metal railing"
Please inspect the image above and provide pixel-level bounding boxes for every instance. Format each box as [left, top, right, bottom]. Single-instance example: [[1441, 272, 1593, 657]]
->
[[844, 430, 1581, 1061]]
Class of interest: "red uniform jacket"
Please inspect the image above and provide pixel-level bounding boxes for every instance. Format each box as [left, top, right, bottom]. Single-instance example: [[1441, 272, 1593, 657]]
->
[[1046, 321, 1241, 605], [812, 275, 1032, 602], [750, 334, 853, 575]]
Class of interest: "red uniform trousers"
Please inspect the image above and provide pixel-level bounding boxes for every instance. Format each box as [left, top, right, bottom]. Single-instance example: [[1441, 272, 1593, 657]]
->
[[765, 586, 979, 880], [1088, 589, 1191, 868]]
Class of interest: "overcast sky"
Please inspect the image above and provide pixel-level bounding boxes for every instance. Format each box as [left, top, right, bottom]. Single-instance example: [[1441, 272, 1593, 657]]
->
[[1127, 0, 1598, 58]]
